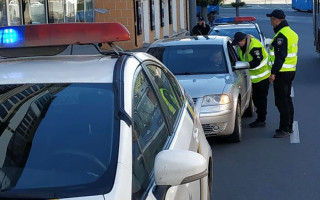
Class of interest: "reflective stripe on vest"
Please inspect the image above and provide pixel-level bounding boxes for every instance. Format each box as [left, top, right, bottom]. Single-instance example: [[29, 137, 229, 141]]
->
[[269, 26, 298, 72], [250, 69, 271, 80], [238, 37, 270, 83], [251, 57, 268, 71], [269, 52, 297, 57]]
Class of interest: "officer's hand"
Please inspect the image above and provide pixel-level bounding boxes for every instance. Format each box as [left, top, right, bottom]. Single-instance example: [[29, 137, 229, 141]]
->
[[269, 74, 275, 83]]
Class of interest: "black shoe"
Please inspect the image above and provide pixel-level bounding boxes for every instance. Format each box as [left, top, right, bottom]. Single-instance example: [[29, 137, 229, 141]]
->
[[273, 130, 290, 138], [275, 128, 293, 134], [249, 120, 266, 128]]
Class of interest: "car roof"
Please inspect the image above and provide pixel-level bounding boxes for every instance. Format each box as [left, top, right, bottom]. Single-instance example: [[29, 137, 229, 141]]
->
[[0, 55, 117, 84], [213, 23, 257, 30], [149, 36, 228, 48]]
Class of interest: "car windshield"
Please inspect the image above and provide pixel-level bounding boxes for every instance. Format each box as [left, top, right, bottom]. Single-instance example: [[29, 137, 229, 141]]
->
[[0, 83, 119, 199], [148, 45, 228, 75], [210, 27, 261, 41]]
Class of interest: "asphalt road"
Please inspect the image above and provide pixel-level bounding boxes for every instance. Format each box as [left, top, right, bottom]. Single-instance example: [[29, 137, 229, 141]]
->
[[210, 5, 320, 200]]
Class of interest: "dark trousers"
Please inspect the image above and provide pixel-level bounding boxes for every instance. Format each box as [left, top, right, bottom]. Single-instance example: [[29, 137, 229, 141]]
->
[[273, 71, 295, 131], [252, 78, 269, 122]]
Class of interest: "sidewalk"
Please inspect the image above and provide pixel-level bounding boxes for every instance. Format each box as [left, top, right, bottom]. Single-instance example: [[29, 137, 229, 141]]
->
[[222, 0, 291, 5]]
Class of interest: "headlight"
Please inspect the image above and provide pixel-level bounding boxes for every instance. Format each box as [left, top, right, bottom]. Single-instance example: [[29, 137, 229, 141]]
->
[[202, 94, 231, 106]]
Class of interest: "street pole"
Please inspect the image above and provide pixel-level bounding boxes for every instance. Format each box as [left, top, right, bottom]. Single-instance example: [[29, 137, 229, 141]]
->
[[189, 0, 197, 32], [235, 0, 239, 16]]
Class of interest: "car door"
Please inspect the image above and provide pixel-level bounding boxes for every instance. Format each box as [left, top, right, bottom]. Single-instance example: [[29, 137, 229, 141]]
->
[[141, 61, 202, 200], [227, 42, 250, 112]]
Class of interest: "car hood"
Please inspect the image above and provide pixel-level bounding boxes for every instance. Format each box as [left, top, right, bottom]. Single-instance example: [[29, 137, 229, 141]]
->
[[177, 74, 231, 98]]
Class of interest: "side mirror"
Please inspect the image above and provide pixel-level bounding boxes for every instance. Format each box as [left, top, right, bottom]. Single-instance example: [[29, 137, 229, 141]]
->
[[233, 61, 249, 70], [154, 150, 207, 186]]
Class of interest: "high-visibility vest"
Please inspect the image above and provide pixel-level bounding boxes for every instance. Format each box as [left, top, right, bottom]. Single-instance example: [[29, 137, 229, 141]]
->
[[238, 37, 271, 83], [269, 26, 298, 72]]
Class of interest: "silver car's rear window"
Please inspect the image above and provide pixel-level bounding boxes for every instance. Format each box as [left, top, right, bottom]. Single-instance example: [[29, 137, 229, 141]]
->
[[148, 45, 228, 75]]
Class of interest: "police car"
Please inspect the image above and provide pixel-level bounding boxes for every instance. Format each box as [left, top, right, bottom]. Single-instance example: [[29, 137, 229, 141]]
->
[[0, 23, 213, 200], [209, 16, 268, 48]]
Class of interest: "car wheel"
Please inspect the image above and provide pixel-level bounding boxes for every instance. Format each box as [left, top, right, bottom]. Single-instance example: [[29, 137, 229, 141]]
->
[[243, 95, 254, 117], [229, 102, 242, 143]]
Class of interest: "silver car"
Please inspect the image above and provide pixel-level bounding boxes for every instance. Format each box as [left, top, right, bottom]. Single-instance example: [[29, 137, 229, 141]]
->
[[147, 36, 254, 142]]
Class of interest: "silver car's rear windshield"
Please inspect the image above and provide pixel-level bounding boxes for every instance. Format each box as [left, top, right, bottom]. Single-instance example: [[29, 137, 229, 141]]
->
[[148, 45, 228, 75], [0, 83, 119, 199], [210, 27, 261, 41]]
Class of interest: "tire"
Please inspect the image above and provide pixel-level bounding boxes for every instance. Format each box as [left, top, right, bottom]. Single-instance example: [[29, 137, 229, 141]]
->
[[229, 102, 242, 143], [243, 95, 254, 117]]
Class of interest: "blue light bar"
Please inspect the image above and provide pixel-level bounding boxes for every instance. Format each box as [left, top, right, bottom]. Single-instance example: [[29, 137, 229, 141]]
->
[[215, 17, 235, 23], [0, 26, 25, 48]]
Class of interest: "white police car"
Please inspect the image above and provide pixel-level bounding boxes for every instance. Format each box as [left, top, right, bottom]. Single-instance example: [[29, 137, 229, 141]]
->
[[209, 16, 268, 48], [0, 23, 213, 200]]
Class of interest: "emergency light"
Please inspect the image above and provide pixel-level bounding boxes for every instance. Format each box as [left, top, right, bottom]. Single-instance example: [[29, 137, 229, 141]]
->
[[0, 23, 130, 48], [215, 16, 256, 23]]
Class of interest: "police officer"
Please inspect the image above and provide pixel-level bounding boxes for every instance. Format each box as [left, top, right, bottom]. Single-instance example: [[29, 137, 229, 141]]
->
[[232, 32, 270, 128], [191, 16, 210, 36], [266, 9, 298, 138]]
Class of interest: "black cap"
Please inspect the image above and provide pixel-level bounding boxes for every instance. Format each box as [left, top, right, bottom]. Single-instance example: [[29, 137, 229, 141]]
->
[[266, 9, 286, 19], [232, 32, 247, 45], [198, 16, 204, 21]]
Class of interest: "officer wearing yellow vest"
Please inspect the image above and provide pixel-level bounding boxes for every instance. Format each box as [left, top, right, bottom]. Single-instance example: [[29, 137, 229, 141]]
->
[[232, 32, 271, 128], [266, 9, 298, 138]]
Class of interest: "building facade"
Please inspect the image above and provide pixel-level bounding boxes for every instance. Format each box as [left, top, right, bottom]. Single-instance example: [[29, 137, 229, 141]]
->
[[0, 0, 190, 50]]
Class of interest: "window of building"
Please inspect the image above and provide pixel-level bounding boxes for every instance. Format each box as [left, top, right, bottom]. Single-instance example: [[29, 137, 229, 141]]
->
[[7, 0, 21, 25], [28, 0, 46, 24], [76, 0, 93, 22], [0, 0, 8, 26]]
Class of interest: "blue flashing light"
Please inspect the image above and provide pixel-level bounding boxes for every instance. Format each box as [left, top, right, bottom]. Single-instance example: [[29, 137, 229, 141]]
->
[[2, 29, 18, 44], [215, 17, 235, 23], [0, 26, 25, 48]]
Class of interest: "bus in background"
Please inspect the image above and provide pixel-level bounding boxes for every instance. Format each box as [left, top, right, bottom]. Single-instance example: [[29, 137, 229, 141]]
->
[[314, 0, 320, 54], [293, 0, 313, 12]]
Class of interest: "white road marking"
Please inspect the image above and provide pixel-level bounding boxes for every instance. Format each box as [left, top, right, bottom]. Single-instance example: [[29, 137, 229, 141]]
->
[[291, 86, 294, 97], [290, 121, 300, 143]]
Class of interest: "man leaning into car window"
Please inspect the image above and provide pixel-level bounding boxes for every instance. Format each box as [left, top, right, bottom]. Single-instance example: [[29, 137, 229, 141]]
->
[[232, 32, 271, 128]]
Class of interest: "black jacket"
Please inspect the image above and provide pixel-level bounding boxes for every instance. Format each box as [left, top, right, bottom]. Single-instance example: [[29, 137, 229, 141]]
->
[[271, 20, 290, 75], [191, 24, 210, 36]]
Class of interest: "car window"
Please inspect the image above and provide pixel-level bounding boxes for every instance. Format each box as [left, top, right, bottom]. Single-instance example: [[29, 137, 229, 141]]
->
[[146, 64, 182, 130], [132, 69, 170, 200], [148, 45, 227, 75], [210, 27, 261, 41], [227, 42, 238, 66], [165, 68, 185, 104], [0, 83, 118, 198]]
